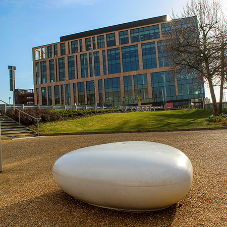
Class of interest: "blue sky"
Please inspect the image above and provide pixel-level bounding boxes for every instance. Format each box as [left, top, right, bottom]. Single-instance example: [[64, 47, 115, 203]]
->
[[0, 0, 226, 103]]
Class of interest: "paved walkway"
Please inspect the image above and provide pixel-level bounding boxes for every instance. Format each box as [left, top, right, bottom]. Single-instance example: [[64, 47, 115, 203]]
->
[[0, 130, 226, 226]]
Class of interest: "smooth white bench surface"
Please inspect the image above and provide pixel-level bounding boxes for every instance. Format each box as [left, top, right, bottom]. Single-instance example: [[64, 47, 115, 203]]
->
[[53, 141, 193, 211]]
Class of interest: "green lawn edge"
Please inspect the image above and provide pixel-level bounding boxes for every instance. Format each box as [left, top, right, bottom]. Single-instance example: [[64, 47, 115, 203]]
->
[[38, 109, 226, 135]]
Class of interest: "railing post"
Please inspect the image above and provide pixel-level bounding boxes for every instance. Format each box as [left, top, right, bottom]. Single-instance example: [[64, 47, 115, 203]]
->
[[19, 111, 20, 126], [4, 104, 6, 114]]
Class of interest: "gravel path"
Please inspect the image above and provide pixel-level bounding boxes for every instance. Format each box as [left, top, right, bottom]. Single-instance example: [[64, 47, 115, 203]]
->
[[0, 130, 226, 226]]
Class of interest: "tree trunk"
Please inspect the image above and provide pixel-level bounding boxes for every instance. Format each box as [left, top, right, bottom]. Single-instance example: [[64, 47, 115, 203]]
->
[[208, 77, 218, 116]]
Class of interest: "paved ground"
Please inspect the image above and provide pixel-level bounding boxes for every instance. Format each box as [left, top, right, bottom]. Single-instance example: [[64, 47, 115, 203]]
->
[[0, 130, 226, 226]]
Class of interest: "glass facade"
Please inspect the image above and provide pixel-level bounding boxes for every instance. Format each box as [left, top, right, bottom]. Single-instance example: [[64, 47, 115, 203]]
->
[[134, 74, 148, 102], [49, 60, 55, 83], [102, 50, 107, 75], [107, 48, 121, 74], [68, 56, 75, 80], [54, 44, 58, 57], [131, 25, 160, 43], [54, 85, 60, 105], [80, 53, 88, 78], [73, 83, 76, 105], [89, 51, 100, 77], [79, 39, 83, 52], [60, 43, 65, 55], [122, 45, 139, 72], [119, 30, 129, 45], [106, 33, 116, 47], [151, 71, 176, 103], [158, 41, 171, 67], [65, 84, 71, 105], [86, 81, 95, 105], [71, 40, 78, 53], [142, 42, 157, 69], [85, 38, 91, 51], [58, 58, 65, 81], [78, 82, 85, 105], [48, 86, 52, 105], [40, 61, 47, 84], [61, 85, 64, 104], [41, 87, 47, 105], [47, 46, 52, 58], [92, 37, 96, 49], [34, 17, 204, 108], [98, 79, 103, 106], [97, 35, 105, 49], [35, 62, 40, 85], [105, 77, 121, 106], [124, 76, 133, 105]]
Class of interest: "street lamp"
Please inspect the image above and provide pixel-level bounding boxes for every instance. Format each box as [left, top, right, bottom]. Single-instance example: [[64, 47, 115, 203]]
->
[[90, 47, 97, 110]]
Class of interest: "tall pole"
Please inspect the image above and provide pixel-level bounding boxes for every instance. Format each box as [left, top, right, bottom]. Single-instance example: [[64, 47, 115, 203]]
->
[[90, 48, 97, 110], [64, 77, 66, 106]]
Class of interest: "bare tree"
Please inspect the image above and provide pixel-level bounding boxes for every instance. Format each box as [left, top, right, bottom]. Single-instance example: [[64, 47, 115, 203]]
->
[[162, 0, 227, 115]]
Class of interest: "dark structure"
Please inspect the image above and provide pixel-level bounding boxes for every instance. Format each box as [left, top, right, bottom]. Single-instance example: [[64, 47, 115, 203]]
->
[[14, 89, 34, 105], [33, 15, 204, 107]]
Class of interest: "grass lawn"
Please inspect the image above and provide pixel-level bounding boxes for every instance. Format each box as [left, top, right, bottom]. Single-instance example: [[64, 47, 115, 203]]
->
[[38, 109, 222, 134]]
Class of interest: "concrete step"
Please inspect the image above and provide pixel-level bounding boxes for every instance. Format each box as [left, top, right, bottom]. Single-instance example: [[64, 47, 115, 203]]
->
[[0, 114, 37, 138]]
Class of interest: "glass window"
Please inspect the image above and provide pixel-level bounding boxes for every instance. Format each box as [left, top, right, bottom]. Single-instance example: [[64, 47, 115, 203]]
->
[[60, 43, 65, 55], [80, 53, 88, 78], [124, 76, 133, 105], [86, 81, 95, 105], [61, 84, 64, 105], [73, 83, 77, 105], [134, 74, 148, 102], [157, 41, 171, 67], [41, 87, 47, 105], [89, 51, 100, 77], [142, 42, 157, 69], [48, 86, 52, 105], [68, 56, 75, 80], [54, 85, 60, 105], [106, 33, 116, 47], [92, 37, 96, 49], [49, 60, 55, 83], [131, 25, 160, 43], [78, 82, 85, 105], [58, 58, 65, 81], [40, 61, 47, 84], [65, 84, 71, 105], [104, 77, 121, 106], [107, 48, 121, 74], [161, 23, 171, 37], [119, 30, 129, 45], [151, 71, 176, 103], [36, 88, 39, 104], [71, 40, 78, 53], [35, 62, 40, 85], [102, 50, 107, 75], [97, 35, 105, 49], [79, 39, 83, 52], [47, 46, 52, 58], [54, 44, 58, 57], [98, 79, 103, 106], [122, 45, 139, 72], [85, 38, 91, 51]]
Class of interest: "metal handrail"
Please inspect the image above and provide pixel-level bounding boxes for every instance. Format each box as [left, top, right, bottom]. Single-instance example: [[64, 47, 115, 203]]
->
[[0, 100, 41, 136]]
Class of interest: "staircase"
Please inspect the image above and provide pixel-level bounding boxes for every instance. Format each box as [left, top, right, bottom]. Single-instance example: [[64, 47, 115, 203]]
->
[[0, 114, 37, 138]]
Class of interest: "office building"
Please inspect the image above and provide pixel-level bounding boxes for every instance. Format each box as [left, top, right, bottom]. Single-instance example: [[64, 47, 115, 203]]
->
[[32, 15, 204, 107]]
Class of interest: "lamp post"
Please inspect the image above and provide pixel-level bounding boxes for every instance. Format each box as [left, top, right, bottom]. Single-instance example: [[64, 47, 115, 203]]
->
[[90, 48, 97, 110]]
